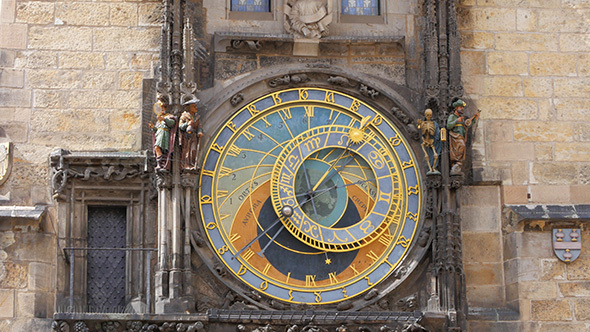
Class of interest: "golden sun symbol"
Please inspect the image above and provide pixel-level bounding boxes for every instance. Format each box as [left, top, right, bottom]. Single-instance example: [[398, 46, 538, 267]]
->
[[325, 258, 332, 265], [348, 128, 364, 144]]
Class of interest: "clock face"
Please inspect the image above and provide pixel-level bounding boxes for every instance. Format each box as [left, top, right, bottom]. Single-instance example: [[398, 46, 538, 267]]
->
[[198, 88, 421, 305]]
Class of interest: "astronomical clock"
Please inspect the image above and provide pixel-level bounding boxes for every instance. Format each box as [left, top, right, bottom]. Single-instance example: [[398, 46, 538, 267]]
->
[[196, 86, 426, 310]]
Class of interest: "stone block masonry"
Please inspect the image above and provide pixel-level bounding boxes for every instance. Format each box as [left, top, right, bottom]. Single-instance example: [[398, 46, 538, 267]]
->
[[459, 0, 590, 205], [0, 0, 160, 206], [459, 0, 590, 330]]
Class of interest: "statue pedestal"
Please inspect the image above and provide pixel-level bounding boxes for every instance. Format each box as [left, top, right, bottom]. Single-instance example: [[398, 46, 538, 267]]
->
[[293, 38, 319, 56]]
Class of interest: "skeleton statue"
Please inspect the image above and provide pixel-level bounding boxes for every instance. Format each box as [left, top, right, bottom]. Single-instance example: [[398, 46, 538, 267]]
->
[[417, 109, 441, 174], [284, 0, 332, 39]]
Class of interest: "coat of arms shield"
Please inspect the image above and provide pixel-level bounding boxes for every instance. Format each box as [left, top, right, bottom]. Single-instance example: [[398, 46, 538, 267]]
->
[[0, 142, 12, 186], [553, 228, 582, 263]]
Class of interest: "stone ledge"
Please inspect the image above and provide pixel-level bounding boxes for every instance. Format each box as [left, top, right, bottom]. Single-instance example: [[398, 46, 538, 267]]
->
[[0, 205, 46, 219], [468, 307, 519, 321], [214, 32, 404, 53], [505, 204, 590, 222], [53, 312, 208, 322]]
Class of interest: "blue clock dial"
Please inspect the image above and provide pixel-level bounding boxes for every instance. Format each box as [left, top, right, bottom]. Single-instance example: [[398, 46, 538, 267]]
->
[[198, 88, 422, 305]]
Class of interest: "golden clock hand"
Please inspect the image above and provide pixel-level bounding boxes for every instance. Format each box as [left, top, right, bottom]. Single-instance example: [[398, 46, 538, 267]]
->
[[311, 153, 355, 193], [258, 187, 335, 257], [258, 224, 285, 257], [232, 216, 282, 260], [310, 134, 357, 193], [311, 150, 352, 192]]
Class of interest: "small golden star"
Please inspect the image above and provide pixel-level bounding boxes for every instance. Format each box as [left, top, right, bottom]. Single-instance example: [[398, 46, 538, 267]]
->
[[325, 258, 332, 265]]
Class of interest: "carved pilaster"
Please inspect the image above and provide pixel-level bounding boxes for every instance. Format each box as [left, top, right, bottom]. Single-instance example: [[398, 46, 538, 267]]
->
[[425, 0, 439, 103], [448, 0, 464, 100]]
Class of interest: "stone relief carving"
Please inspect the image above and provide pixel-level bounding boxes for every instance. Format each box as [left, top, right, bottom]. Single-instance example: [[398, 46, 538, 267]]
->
[[268, 74, 310, 87], [284, 0, 332, 39], [396, 295, 418, 312], [52, 321, 70, 332], [50, 149, 148, 200], [231, 40, 262, 51], [231, 92, 244, 106], [327, 76, 355, 87], [391, 107, 419, 141], [359, 84, 379, 99]]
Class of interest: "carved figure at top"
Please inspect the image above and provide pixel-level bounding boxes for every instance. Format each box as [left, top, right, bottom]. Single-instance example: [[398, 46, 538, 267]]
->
[[284, 0, 332, 39], [178, 97, 203, 170], [417, 109, 441, 174], [149, 96, 177, 170], [446, 99, 480, 175]]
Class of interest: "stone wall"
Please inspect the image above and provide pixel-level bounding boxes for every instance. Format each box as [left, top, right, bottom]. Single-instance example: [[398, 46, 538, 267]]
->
[[0, 0, 160, 331], [0, 0, 160, 205], [0, 213, 55, 331], [459, 0, 590, 330], [458, 0, 590, 204]]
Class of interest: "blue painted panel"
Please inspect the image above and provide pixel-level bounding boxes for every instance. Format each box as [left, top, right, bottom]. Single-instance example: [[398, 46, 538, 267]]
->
[[231, 0, 270, 12], [342, 0, 379, 16]]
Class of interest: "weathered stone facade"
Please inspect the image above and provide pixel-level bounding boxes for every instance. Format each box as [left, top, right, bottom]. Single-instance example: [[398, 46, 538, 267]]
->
[[0, 0, 588, 331], [458, 0, 590, 330]]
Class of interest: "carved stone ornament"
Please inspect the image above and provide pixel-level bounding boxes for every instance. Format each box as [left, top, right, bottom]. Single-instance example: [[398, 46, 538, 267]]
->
[[359, 84, 379, 99], [50, 149, 148, 201], [396, 295, 418, 312], [52, 321, 70, 332], [284, 0, 332, 39], [327, 76, 355, 87], [231, 39, 262, 51], [0, 141, 12, 186], [268, 74, 310, 87], [74, 321, 88, 332], [231, 92, 244, 106], [553, 228, 582, 263]]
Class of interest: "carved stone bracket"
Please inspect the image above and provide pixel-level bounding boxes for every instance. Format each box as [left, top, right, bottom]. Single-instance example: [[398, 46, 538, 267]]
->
[[425, 173, 442, 189], [449, 173, 464, 189], [231, 39, 262, 51], [231, 93, 244, 106], [180, 170, 198, 188], [154, 170, 172, 190], [50, 149, 149, 201]]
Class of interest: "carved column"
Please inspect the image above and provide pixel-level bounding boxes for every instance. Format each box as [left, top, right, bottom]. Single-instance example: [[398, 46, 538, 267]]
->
[[423, 0, 467, 330], [154, 0, 198, 313], [155, 171, 171, 301]]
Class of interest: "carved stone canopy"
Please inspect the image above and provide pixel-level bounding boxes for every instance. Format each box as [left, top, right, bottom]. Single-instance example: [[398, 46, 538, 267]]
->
[[50, 149, 149, 201]]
